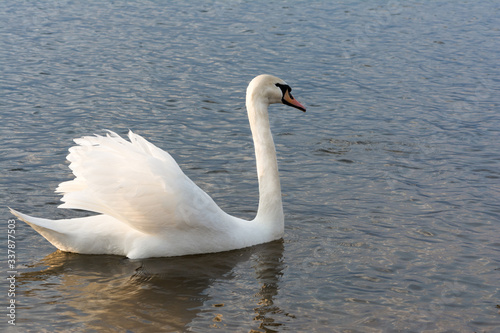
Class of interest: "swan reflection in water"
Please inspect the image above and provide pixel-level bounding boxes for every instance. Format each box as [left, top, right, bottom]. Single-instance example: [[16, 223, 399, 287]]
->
[[19, 240, 287, 331]]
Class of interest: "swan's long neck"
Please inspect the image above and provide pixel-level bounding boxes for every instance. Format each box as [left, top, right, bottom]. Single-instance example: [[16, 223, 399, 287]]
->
[[246, 94, 284, 235]]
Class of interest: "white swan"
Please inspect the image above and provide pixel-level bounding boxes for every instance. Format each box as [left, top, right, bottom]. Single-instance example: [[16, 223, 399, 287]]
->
[[10, 74, 306, 259]]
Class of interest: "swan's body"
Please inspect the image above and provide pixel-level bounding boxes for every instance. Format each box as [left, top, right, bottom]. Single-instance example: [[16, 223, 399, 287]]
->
[[10, 74, 306, 259]]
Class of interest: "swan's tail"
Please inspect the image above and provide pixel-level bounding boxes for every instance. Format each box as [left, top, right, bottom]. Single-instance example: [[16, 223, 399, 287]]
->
[[9, 208, 132, 256], [9, 208, 74, 252]]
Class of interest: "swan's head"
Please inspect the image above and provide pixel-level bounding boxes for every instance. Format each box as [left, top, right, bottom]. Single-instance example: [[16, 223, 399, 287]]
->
[[247, 74, 306, 112]]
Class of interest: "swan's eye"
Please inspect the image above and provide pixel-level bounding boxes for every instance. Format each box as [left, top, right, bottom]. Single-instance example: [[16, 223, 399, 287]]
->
[[275, 83, 291, 97]]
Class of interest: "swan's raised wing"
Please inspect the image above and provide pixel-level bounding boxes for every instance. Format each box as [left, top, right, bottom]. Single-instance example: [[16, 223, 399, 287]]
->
[[57, 131, 226, 234]]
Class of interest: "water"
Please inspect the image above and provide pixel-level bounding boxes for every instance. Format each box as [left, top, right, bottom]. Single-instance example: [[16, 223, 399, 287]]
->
[[1, 0, 499, 331]]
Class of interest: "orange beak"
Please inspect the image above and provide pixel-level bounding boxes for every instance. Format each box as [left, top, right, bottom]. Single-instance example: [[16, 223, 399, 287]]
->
[[282, 89, 306, 112]]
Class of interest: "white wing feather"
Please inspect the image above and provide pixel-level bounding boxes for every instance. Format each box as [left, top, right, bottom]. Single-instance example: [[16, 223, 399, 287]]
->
[[56, 131, 226, 234]]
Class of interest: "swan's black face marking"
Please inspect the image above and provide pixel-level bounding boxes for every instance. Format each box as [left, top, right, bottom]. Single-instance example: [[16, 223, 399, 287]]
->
[[275, 83, 306, 112], [275, 83, 291, 97]]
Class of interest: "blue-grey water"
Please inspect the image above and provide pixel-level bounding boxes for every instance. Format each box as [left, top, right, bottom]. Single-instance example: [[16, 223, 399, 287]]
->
[[1, 1, 500, 332]]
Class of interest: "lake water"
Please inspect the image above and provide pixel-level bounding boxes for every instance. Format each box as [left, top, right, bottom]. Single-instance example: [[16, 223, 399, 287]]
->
[[1, 0, 500, 332]]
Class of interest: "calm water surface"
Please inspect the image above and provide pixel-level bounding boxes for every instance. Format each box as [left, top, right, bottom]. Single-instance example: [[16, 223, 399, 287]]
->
[[1, 0, 500, 332]]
